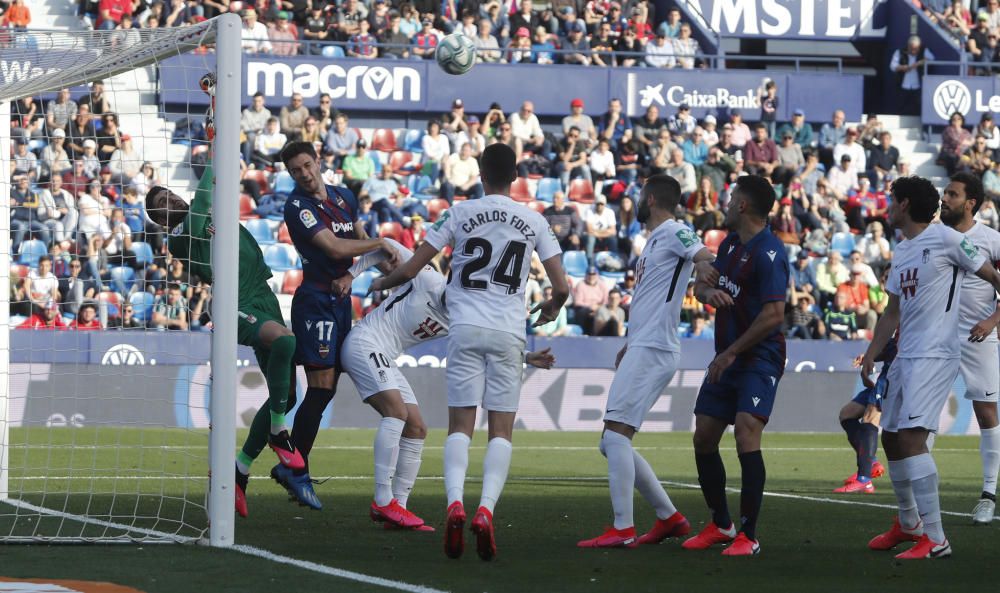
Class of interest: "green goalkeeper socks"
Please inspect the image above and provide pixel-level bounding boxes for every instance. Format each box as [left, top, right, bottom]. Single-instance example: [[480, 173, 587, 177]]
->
[[266, 335, 296, 433]]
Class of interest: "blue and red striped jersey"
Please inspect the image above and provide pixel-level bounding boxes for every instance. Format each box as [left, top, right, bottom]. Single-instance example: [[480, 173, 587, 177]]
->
[[283, 184, 359, 287]]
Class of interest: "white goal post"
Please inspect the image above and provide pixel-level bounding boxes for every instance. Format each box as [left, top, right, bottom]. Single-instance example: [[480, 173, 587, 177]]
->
[[0, 14, 241, 547]]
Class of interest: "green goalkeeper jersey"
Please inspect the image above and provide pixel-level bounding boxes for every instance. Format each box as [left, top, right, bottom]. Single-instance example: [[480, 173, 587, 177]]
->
[[167, 163, 272, 294]]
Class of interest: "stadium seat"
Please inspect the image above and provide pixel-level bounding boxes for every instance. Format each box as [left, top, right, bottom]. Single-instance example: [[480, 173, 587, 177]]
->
[[281, 269, 303, 295], [321, 45, 346, 58], [244, 169, 271, 195], [703, 229, 727, 255], [129, 242, 155, 266], [352, 270, 379, 297], [525, 201, 546, 214], [276, 222, 292, 244], [427, 198, 449, 222], [351, 295, 363, 319], [831, 232, 857, 258], [566, 324, 584, 336], [535, 178, 561, 203], [568, 179, 595, 204], [97, 291, 122, 318], [110, 266, 136, 295], [239, 194, 259, 220], [379, 221, 404, 242], [388, 150, 420, 176], [371, 128, 399, 153], [410, 174, 436, 199], [244, 219, 275, 246], [273, 171, 295, 195], [263, 244, 299, 271], [563, 250, 588, 277], [17, 239, 47, 267], [402, 129, 424, 153], [129, 291, 155, 322], [510, 178, 533, 203]]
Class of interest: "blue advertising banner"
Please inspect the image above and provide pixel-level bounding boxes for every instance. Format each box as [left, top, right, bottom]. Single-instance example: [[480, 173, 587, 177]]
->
[[159, 54, 863, 123], [922, 75, 1000, 126], [676, 0, 889, 40]]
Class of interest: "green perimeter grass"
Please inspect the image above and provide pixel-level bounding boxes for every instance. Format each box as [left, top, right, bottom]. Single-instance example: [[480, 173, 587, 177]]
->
[[0, 429, 994, 592]]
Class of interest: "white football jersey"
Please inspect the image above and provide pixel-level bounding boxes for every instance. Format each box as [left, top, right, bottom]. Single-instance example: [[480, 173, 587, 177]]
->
[[887, 223, 986, 359], [350, 242, 449, 356], [424, 194, 562, 338], [627, 220, 704, 352], [958, 222, 1000, 341]]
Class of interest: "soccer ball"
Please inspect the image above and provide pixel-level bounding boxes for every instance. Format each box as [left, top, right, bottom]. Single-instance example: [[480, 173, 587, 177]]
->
[[435, 33, 477, 75]]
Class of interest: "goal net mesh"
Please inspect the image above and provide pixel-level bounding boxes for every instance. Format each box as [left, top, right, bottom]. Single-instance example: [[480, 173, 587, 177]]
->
[[0, 20, 230, 543]]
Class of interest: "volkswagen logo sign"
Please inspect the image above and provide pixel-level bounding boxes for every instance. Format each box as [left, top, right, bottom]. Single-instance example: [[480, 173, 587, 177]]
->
[[933, 79, 972, 121]]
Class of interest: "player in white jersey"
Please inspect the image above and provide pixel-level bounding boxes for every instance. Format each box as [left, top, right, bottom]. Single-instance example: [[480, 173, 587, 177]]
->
[[370, 143, 569, 561], [577, 175, 717, 549], [861, 176, 1000, 560], [336, 239, 555, 531], [939, 172, 1000, 524]]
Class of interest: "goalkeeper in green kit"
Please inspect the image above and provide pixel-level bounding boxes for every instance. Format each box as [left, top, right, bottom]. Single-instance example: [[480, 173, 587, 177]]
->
[[146, 160, 305, 518]]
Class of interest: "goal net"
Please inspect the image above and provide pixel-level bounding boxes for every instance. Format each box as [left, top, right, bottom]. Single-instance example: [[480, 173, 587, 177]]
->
[[0, 15, 241, 545]]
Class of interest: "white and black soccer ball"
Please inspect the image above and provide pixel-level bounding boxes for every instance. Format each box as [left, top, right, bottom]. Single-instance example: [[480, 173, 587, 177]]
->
[[435, 33, 477, 75]]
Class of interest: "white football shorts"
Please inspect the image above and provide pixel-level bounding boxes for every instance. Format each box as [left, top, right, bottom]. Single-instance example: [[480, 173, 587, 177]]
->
[[959, 337, 1000, 402], [882, 357, 960, 433], [446, 324, 525, 412], [604, 346, 680, 430], [341, 327, 417, 405]]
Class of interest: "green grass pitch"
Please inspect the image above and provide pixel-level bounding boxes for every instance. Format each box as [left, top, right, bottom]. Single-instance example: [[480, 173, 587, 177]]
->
[[0, 428, 993, 592]]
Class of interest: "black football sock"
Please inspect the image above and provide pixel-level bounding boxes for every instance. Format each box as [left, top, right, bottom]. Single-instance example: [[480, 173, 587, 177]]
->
[[857, 422, 879, 481], [840, 417, 862, 452], [291, 387, 335, 473], [738, 450, 766, 541], [695, 451, 731, 529]]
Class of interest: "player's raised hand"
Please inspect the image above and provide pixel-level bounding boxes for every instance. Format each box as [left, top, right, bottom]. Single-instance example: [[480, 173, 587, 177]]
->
[[526, 348, 555, 369], [331, 274, 353, 299], [530, 299, 560, 327], [859, 355, 876, 388], [704, 288, 735, 309]]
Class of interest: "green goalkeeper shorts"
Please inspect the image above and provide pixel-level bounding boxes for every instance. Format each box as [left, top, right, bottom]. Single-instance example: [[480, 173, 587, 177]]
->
[[237, 285, 286, 350]]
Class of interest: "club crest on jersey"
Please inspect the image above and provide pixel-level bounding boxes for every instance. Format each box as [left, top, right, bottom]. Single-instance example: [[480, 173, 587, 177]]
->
[[899, 268, 919, 299], [170, 223, 185, 236], [922, 248, 930, 264], [318, 344, 330, 358], [300, 209, 318, 229]]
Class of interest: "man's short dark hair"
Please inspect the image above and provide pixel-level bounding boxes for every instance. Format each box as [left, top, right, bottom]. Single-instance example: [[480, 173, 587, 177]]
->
[[253, 92, 264, 99], [951, 171, 986, 214], [642, 174, 682, 212], [480, 143, 517, 187], [753, 122, 767, 131], [734, 174, 775, 218], [279, 141, 317, 167], [78, 301, 96, 314], [38, 255, 51, 266], [892, 175, 940, 223]]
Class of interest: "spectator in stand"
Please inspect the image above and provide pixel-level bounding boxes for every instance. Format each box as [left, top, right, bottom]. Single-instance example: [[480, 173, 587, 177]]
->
[[342, 140, 376, 196], [687, 175, 722, 232], [833, 128, 867, 175], [969, 12, 992, 63], [18, 300, 67, 330], [617, 268, 636, 301], [251, 117, 287, 170], [628, 7, 652, 39], [544, 191, 583, 251], [890, 35, 932, 116], [269, 12, 301, 56], [348, 18, 378, 59], [400, 213, 427, 249], [46, 89, 77, 133], [507, 27, 533, 63], [682, 126, 709, 166], [3, 0, 30, 28], [758, 80, 779, 138], [816, 250, 850, 309], [80, 140, 101, 179], [593, 288, 626, 336], [531, 285, 569, 336], [572, 266, 608, 334], [615, 26, 644, 67], [370, 0, 393, 37], [962, 133, 995, 176], [473, 17, 502, 62], [108, 302, 143, 329], [976, 31, 1000, 75], [847, 250, 879, 289], [869, 131, 899, 190], [777, 108, 815, 148], [644, 29, 675, 68], [785, 292, 824, 339], [96, 113, 121, 166], [240, 9, 272, 54], [360, 165, 406, 223], [616, 194, 640, 254], [658, 7, 682, 37], [583, 194, 617, 262], [490, 121, 524, 167], [69, 301, 102, 330], [396, 2, 420, 37], [939, 111, 973, 175], [647, 129, 676, 176], [702, 114, 719, 146], [300, 116, 323, 147], [96, 0, 132, 30], [982, 0, 1000, 30], [66, 104, 97, 161], [59, 258, 96, 315], [818, 109, 847, 168], [562, 98, 597, 148], [556, 126, 592, 190], [455, 115, 486, 156], [589, 138, 616, 191], [11, 175, 49, 250], [303, 5, 331, 54], [78, 80, 110, 120], [940, 0, 972, 36], [827, 154, 859, 199], [510, 0, 540, 35], [412, 18, 439, 58], [152, 284, 189, 331], [598, 97, 632, 150], [357, 196, 379, 237], [601, 2, 628, 38], [40, 129, 71, 184], [673, 22, 702, 69], [589, 22, 616, 66], [279, 94, 309, 143], [776, 129, 805, 178], [632, 104, 665, 158], [337, 0, 368, 40], [41, 175, 78, 243], [836, 264, 876, 330], [311, 94, 338, 139], [700, 145, 737, 192], [744, 123, 779, 179], [790, 250, 818, 302], [976, 113, 1000, 158], [13, 140, 37, 182], [509, 100, 549, 158], [108, 134, 140, 186], [772, 197, 802, 245], [857, 220, 892, 274], [615, 139, 644, 186], [979, 193, 1000, 229], [420, 119, 451, 178], [665, 148, 696, 195], [727, 109, 752, 148], [442, 142, 484, 202], [562, 21, 593, 65], [824, 291, 859, 341], [27, 256, 60, 310], [323, 113, 359, 167]]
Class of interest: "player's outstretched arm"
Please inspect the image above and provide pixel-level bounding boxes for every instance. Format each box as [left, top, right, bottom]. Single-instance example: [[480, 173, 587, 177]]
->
[[531, 255, 570, 327], [311, 227, 391, 262], [970, 262, 1000, 342], [370, 242, 440, 293], [692, 247, 719, 286], [525, 347, 555, 369], [693, 275, 734, 309], [860, 293, 899, 387]]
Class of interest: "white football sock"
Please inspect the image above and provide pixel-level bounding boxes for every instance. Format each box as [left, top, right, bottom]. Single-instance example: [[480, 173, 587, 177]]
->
[[905, 453, 944, 543], [393, 437, 424, 508], [980, 425, 1000, 496], [479, 437, 513, 514], [373, 417, 405, 506], [633, 449, 677, 520], [601, 431, 636, 530], [444, 432, 471, 507], [888, 459, 920, 530]]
